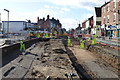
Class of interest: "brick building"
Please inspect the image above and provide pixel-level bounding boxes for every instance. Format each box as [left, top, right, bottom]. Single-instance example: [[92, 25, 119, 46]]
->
[[88, 16, 93, 34], [37, 15, 62, 34], [101, 0, 120, 37], [82, 16, 93, 34]]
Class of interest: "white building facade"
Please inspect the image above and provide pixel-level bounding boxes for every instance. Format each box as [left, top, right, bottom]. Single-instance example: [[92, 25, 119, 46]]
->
[[2, 21, 35, 34], [92, 7, 101, 36]]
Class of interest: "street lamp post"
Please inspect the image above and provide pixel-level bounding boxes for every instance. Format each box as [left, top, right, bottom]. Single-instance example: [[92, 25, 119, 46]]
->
[[4, 9, 9, 36]]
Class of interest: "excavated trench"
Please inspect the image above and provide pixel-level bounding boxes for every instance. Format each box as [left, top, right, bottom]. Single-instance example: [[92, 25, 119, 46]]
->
[[28, 39, 80, 79], [1, 38, 95, 79], [62, 37, 119, 79]]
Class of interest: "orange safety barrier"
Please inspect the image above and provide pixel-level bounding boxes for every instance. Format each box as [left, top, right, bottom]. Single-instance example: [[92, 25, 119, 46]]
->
[[100, 43, 107, 45], [99, 42, 120, 50], [110, 46, 120, 50]]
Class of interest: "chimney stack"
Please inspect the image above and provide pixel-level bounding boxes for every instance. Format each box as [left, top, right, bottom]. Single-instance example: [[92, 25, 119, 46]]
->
[[37, 17, 39, 21], [47, 15, 50, 20], [52, 17, 54, 20], [43, 17, 45, 21]]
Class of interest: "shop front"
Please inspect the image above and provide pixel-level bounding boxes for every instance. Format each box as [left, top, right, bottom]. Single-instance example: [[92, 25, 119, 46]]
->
[[108, 25, 120, 38], [117, 25, 120, 37]]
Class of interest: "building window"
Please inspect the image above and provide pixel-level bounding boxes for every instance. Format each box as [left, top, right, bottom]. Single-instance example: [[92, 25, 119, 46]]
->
[[51, 23, 53, 27], [119, 1, 120, 9], [114, 0, 116, 9], [104, 7, 106, 13], [108, 4, 109, 12], [119, 13, 120, 22], [114, 13, 116, 22], [104, 17, 105, 24], [107, 15, 109, 23]]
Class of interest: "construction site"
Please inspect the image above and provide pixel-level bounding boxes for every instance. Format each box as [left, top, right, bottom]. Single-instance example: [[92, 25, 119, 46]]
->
[[0, 36, 119, 80]]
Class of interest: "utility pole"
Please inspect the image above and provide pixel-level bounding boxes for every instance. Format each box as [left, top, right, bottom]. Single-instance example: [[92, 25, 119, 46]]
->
[[4, 9, 9, 36]]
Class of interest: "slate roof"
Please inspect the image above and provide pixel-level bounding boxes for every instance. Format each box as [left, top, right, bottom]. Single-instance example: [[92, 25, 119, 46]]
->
[[101, 1, 111, 7]]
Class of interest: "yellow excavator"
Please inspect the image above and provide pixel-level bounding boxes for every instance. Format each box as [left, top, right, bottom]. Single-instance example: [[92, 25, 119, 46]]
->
[[29, 31, 36, 39]]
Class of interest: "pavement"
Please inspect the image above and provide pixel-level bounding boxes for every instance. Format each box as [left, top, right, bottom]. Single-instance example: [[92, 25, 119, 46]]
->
[[96, 38, 120, 48], [69, 45, 118, 78]]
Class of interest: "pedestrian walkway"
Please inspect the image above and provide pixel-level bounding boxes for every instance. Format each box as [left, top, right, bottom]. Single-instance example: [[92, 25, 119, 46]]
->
[[96, 38, 120, 48], [98, 37, 120, 43], [69, 45, 118, 78]]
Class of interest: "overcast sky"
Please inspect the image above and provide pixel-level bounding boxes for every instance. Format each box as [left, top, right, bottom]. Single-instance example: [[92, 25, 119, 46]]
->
[[0, 0, 109, 30]]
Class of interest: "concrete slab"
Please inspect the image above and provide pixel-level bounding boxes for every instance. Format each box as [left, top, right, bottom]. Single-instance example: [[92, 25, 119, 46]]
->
[[5, 66, 28, 78], [17, 56, 34, 69]]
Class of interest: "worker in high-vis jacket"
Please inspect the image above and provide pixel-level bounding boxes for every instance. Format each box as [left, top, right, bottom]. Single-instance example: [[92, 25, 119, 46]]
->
[[46, 33, 48, 38], [20, 40, 25, 52], [44, 33, 46, 38], [81, 39, 85, 49], [37, 33, 40, 38], [54, 31, 57, 38], [92, 34, 96, 45], [50, 33, 53, 38], [88, 37, 90, 41], [68, 36, 71, 47]]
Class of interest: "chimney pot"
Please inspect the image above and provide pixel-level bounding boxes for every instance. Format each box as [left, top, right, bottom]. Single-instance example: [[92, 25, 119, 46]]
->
[[43, 17, 45, 21], [47, 15, 50, 19], [37, 17, 39, 21]]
